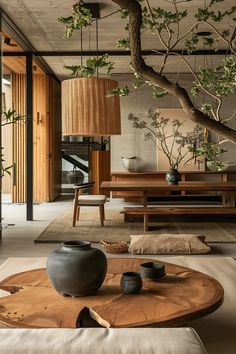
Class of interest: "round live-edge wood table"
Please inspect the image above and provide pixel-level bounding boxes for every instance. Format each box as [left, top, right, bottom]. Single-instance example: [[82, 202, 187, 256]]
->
[[0, 258, 224, 328]]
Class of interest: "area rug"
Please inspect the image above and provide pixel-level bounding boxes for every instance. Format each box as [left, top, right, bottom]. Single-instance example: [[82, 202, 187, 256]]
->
[[35, 208, 236, 243]]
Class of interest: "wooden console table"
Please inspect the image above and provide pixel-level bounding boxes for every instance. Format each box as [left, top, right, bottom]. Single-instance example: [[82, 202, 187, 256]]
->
[[0, 258, 223, 328]]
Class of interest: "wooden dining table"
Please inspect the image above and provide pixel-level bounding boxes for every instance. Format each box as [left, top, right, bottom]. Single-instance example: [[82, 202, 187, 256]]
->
[[100, 180, 236, 207]]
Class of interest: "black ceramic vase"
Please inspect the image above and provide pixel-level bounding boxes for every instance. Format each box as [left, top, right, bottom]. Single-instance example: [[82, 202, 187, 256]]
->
[[46, 241, 107, 297], [120, 272, 142, 294], [166, 168, 180, 185]]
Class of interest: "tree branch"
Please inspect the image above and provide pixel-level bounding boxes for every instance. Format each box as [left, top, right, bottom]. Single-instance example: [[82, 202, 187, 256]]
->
[[111, 0, 236, 143]]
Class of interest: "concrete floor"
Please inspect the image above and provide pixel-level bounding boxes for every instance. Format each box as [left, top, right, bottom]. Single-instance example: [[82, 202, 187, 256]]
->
[[1, 196, 236, 265]]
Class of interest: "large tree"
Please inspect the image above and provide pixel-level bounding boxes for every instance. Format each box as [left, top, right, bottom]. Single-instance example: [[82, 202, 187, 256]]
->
[[59, 0, 236, 143]]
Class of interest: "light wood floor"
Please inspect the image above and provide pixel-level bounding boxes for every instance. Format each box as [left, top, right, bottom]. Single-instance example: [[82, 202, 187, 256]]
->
[[1, 196, 236, 265]]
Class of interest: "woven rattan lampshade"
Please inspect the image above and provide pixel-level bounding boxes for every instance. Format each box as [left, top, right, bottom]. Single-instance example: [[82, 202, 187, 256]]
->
[[62, 77, 121, 136]]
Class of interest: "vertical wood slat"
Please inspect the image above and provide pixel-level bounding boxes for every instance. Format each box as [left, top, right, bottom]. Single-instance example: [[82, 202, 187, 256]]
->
[[90, 151, 111, 196], [11, 73, 26, 203], [46, 75, 61, 201], [33, 74, 47, 202]]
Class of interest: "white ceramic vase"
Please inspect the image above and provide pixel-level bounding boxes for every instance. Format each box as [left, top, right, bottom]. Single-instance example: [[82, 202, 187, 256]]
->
[[121, 157, 144, 172]]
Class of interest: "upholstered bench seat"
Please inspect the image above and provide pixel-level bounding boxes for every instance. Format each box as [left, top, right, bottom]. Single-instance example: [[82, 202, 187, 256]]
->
[[78, 195, 106, 204], [0, 328, 207, 354]]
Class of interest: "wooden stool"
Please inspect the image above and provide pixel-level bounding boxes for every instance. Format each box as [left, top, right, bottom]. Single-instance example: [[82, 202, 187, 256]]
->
[[72, 182, 106, 227]]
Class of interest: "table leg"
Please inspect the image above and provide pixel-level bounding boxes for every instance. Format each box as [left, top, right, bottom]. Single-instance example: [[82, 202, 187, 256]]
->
[[144, 215, 149, 232], [222, 192, 235, 207], [143, 192, 147, 207]]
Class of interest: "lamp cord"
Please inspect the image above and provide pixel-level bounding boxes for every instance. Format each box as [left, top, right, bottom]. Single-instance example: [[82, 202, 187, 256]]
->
[[96, 18, 99, 78], [80, 27, 83, 67]]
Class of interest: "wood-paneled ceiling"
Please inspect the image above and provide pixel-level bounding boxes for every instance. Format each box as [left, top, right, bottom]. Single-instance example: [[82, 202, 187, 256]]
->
[[2, 32, 44, 75], [0, 0, 235, 80]]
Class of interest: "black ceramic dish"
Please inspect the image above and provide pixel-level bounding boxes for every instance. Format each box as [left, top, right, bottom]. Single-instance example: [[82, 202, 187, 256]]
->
[[140, 262, 166, 280]]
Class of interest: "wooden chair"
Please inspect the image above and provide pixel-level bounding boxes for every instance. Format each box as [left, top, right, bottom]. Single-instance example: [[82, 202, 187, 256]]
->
[[72, 182, 106, 227]]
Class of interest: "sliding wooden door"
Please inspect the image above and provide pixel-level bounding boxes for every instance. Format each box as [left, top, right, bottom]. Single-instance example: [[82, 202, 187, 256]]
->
[[11, 73, 61, 203]]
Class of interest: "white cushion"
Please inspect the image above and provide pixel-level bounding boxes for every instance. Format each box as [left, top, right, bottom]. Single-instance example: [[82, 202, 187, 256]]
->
[[129, 234, 210, 255], [0, 328, 207, 354], [78, 195, 106, 205]]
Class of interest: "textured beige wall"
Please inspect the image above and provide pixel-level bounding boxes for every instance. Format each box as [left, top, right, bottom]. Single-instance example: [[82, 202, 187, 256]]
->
[[111, 75, 179, 172]]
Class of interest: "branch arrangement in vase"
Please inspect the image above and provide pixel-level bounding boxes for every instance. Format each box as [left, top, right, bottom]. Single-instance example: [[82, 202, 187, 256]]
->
[[128, 109, 227, 171]]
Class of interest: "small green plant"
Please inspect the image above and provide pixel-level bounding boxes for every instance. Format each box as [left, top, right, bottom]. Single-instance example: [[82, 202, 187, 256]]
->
[[1, 109, 25, 178], [58, 1, 92, 39], [64, 54, 114, 78]]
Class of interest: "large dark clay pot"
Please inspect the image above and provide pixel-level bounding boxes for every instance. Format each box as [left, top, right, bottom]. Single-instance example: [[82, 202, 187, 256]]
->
[[46, 241, 107, 297], [166, 168, 180, 185]]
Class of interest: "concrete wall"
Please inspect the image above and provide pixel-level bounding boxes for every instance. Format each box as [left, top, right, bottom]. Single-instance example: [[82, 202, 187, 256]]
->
[[111, 73, 236, 172]]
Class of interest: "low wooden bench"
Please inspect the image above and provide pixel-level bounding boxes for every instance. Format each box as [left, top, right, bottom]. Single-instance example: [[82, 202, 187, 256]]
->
[[123, 206, 236, 231]]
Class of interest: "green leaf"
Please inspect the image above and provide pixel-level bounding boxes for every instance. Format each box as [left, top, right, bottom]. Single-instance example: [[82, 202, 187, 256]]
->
[[58, 0, 92, 39], [152, 86, 168, 99], [185, 32, 199, 54], [107, 86, 130, 97], [120, 9, 129, 19], [64, 54, 114, 78], [116, 38, 130, 50]]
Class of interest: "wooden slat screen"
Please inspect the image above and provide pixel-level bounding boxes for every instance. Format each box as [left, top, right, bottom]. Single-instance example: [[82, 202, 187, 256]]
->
[[11, 73, 61, 203], [11, 73, 26, 203]]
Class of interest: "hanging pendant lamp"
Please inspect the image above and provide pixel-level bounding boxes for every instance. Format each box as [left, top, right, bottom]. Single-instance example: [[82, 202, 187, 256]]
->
[[62, 77, 121, 136]]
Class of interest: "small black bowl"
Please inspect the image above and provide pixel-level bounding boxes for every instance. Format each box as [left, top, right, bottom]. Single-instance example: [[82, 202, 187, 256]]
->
[[120, 272, 143, 294], [140, 262, 166, 280]]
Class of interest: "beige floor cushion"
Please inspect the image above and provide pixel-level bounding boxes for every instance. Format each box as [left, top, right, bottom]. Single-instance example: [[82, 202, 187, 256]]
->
[[129, 234, 211, 254], [0, 328, 207, 354]]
